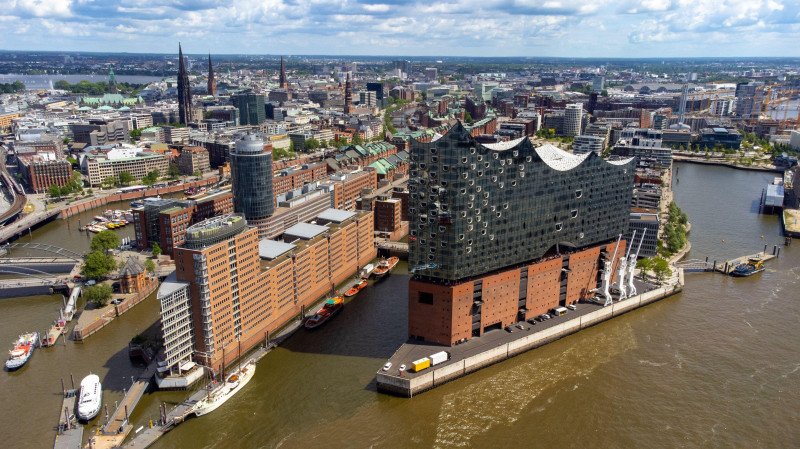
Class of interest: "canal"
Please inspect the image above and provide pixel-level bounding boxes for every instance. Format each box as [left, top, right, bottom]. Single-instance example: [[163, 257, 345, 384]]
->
[[2, 163, 799, 448]]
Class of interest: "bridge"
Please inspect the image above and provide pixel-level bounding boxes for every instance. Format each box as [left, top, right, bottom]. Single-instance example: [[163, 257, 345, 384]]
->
[[377, 241, 408, 254], [1, 242, 83, 261]]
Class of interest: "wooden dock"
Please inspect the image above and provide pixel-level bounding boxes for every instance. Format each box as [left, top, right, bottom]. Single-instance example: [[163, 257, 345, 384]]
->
[[53, 389, 83, 449]]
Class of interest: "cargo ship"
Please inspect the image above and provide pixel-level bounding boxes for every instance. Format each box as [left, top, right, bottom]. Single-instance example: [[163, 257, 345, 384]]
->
[[77, 374, 103, 421], [192, 360, 256, 417], [372, 257, 399, 279], [344, 280, 368, 297], [730, 257, 766, 277], [5, 332, 39, 370], [304, 297, 344, 329]]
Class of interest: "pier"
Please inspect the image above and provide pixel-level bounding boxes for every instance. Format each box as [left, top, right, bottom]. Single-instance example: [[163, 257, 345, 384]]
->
[[53, 384, 82, 449], [377, 276, 684, 397], [676, 247, 779, 274], [87, 361, 157, 449]]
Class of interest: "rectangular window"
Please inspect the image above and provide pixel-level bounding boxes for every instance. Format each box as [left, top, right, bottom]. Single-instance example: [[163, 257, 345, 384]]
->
[[418, 292, 434, 305]]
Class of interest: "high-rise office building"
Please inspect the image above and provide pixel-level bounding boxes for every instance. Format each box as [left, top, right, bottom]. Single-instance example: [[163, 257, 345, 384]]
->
[[563, 103, 583, 137], [231, 135, 274, 228], [735, 81, 764, 120], [366, 82, 384, 102], [232, 94, 266, 126], [207, 53, 217, 96], [177, 44, 193, 125], [592, 76, 605, 92], [407, 123, 634, 345]]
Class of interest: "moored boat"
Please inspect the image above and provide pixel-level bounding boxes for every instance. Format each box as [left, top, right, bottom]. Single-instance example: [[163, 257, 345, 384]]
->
[[77, 374, 102, 421], [344, 279, 368, 297], [359, 263, 375, 279], [304, 296, 344, 329], [730, 257, 766, 277], [372, 257, 399, 279], [5, 332, 38, 370], [192, 360, 256, 417]]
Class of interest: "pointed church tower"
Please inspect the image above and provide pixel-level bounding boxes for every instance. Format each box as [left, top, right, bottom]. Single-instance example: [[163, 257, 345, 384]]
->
[[177, 43, 193, 125], [279, 56, 288, 89], [344, 71, 353, 114], [108, 66, 118, 94], [207, 53, 217, 96]]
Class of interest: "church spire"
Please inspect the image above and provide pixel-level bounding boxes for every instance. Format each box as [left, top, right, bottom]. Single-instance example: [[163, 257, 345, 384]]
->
[[108, 66, 118, 94], [177, 43, 193, 125], [207, 52, 217, 96], [279, 56, 288, 89]]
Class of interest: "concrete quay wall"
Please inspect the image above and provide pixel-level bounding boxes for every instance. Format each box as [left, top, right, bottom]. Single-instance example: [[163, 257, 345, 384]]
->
[[378, 283, 682, 397]]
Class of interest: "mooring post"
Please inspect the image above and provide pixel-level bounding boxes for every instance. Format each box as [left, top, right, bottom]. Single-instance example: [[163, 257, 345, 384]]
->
[[61, 378, 66, 396], [773, 245, 777, 255], [777, 247, 780, 257], [70, 373, 75, 390]]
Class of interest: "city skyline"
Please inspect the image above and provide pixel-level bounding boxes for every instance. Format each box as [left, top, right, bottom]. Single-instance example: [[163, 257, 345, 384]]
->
[[2, 0, 800, 58]]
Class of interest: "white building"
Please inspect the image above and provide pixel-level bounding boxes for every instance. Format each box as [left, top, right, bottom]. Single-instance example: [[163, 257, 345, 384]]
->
[[563, 103, 584, 137], [573, 135, 605, 156]]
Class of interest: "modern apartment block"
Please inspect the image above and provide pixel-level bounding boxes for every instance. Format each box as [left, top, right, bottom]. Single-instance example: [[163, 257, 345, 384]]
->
[[407, 123, 634, 345], [572, 135, 605, 156], [159, 210, 376, 374]]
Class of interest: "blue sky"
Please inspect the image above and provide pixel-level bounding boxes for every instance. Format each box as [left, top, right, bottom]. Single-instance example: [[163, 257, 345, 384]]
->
[[2, 0, 799, 57]]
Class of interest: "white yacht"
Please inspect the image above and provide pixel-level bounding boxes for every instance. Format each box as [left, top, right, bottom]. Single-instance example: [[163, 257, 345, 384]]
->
[[77, 374, 102, 421], [192, 360, 256, 417]]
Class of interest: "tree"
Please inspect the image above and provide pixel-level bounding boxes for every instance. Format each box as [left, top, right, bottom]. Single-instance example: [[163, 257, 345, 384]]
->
[[152, 243, 162, 258], [81, 251, 117, 280], [102, 176, 117, 189], [464, 111, 473, 123], [167, 163, 182, 180], [84, 284, 113, 307], [145, 259, 156, 274], [119, 171, 134, 185], [636, 258, 653, 278], [142, 176, 155, 188], [289, 141, 295, 152], [352, 133, 363, 145], [129, 129, 142, 141], [47, 184, 62, 198], [304, 138, 320, 152], [652, 257, 672, 282], [193, 171, 202, 179], [147, 169, 160, 180]]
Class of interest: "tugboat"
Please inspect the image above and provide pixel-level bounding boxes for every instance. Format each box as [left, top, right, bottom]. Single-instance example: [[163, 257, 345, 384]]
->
[[730, 257, 766, 277], [304, 297, 344, 329], [344, 279, 368, 297], [372, 257, 399, 279], [5, 332, 39, 370]]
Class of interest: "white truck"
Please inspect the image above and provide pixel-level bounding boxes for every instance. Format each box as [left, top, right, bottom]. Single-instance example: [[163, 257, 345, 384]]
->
[[429, 351, 450, 366]]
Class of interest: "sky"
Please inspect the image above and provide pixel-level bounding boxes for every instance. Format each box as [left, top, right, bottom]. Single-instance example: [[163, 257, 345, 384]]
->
[[2, 0, 800, 57]]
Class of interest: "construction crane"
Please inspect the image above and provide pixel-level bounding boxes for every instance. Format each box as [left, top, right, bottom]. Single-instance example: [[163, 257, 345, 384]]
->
[[626, 229, 647, 297], [615, 231, 635, 301]]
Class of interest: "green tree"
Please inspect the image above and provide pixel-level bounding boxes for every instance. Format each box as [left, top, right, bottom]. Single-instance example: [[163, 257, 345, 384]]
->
[[142, 176, 155, 188], [147, 169, 160, 180], [304, 138, 320, 152], [81, 251, 117, 280], [167, 163, 182, 179], [464, 111, 473, 123], [636, 258, 653, 278], [288, 141, 295, 152], [84, 284, 113, 307], [90, 230, 119, 253], [145, 259, 156, 274], [352, 133, 363, 145], [129, 129, 142, 141], [652, 257, 672, 282], [119, 171, 134, 185], [102, 176, 117, 189], [47, 184, 61, 198], [193, 171, 202, 179], [152, 243, 162, 258]]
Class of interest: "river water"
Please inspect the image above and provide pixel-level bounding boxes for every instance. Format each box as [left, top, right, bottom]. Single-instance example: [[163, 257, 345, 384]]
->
[[2, 163, 799, 448]]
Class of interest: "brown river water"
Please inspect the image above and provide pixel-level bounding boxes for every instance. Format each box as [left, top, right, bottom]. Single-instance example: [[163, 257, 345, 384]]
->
[[1, 163, 798, 448]]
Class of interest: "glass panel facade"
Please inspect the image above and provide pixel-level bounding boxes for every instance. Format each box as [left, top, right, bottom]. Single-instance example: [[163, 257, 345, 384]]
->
[[408, 123, 634, 281], [231, 135, 274, 221]]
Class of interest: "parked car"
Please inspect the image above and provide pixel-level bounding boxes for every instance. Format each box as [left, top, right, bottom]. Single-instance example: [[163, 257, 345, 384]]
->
[[382, 362, 392, 371], [73, 275, 83, 280], [567, 304, 577, 311], [398, 364, 406, 373], [526, 318, 537, 325], [516, 323, 526, 330], [505, 325, 514, 333], [110, 299, 122, 305], [539, 314, 551, 321]]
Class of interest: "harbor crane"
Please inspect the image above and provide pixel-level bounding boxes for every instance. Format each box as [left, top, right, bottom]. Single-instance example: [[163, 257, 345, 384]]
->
[[615, 231, 635, 301], [626, 229, 647, 297], [600, 234, 622, 307]]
